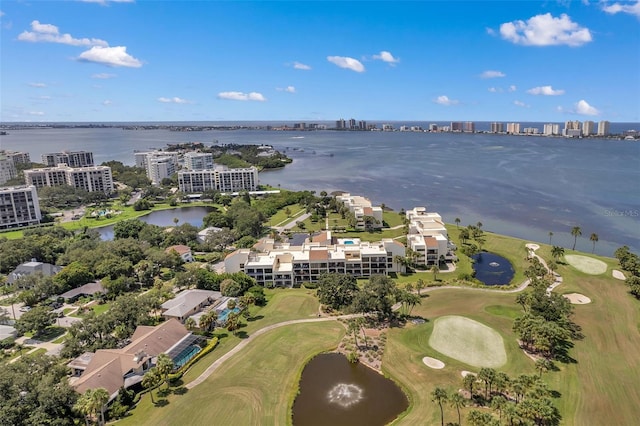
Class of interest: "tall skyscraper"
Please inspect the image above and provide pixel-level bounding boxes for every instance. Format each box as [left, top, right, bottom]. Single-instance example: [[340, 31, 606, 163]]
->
[[464, 122, 475, 133], [42, 151, 94, 168], [336, 118, 346, 130], [597, 120, 610, 136], [583, 121, 595, 136], [543, 123, 560, 136], [0, 185, 41, 230], [490, 122, 504, 133], [506, 123, 521, 134]]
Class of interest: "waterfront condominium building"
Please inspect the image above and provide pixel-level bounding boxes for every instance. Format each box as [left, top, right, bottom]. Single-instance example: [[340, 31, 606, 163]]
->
[[490, 122, 504, 133], [1, 150, 31, 166], [24, 165, 114, 193], [183, 152, 214, 171], [450, 122, 463, 132], [506, 122, 521, 134], [336, 119, 346, 130], [178, 166, 258, 193], [42, 151, 94, 168], [405, 207, 457, 267], [0, 185, 41, 230], [543, 123, 560, 136], [0, 154, 17, 185], [335, 193, 383, 231], [134, 151, 179, 185], [464, 122, 475, 133], [583, 121, 595, 136], [224, 232, 406, 287], [597, 120, 610, 136]]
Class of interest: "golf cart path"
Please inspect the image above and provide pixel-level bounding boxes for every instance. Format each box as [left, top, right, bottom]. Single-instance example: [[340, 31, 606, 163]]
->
[[186, 314, 359, 389]]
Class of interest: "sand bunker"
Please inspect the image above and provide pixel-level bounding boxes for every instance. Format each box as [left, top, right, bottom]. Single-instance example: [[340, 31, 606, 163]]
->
[[564, 255, 607, 275], [564, 293, 591, 304], [423, 357, 445, 369], [461, 370, 476, 377], [525, 243, 540, 251], [612, 270, 626, 280]]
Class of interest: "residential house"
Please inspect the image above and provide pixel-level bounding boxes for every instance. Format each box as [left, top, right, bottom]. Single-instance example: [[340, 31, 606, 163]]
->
[[161, 289, 222, 323], [165, 245, 194, 263]]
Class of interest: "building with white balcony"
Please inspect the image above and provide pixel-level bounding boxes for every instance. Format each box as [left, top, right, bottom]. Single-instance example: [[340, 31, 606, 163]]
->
[[224, 232, 405, 287], [490, 122, 504, 133], [134, 151, 179, 185], [506, 122, 521, 134], [0, 185, 41, 230], [25, 165, 113, 193], [336, 193, 383, 230], [42, 151, 94, 168], [405, 207, 456, 267], [1, 150, 31, 166], [178, 166, 258, 193], [0, 154, 17, 185], [583, 121, 595, 136], [184, 152, 214, 171], [543, 123, 560, 136]]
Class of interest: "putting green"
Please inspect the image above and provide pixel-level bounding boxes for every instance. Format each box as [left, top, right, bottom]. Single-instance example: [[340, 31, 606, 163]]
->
[[429, 315, 507, 368], [565, 254, 607, 275]]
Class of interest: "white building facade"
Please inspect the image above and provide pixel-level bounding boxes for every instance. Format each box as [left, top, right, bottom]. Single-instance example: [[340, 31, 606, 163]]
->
[[224, 233, 405, 287], [42, 151, 94, 168], [184, 152, 214, 171], [405, 207, 456, 267], [25, 165, 113, 193], [335, 193, 383, 230], [178, 166, 258, 193], [0, 185, 41, 229]]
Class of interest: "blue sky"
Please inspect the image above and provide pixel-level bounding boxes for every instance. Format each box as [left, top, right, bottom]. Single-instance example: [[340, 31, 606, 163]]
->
[[1, 0, 639, 122]]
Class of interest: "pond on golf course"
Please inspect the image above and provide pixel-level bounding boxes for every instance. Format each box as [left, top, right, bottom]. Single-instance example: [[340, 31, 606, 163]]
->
[[471, 252, 515, 286], [95, 206, 214, 240], [292, 353, 408, 426]]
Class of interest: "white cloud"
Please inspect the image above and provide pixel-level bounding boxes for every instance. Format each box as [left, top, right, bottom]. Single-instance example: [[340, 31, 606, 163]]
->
[[508, 85, 517, 92], [217, 91, 266, 102], [92, 73, 116, 79], [28, 82, 47, 88], [602, 1, 640, 18], [39, 95, 52, 100], [372, 51, 399, 64], [480, 70, 506, 79], [277, 86, 296, 93], [0, 11, 5, 17], [157, 97, 191, 104], [18, 20, 108, 47], [514, 100, 530, 107], [292, 61, 311, 70], [434, 95, 459, 106], [575, 99, 600, 115], [77, 46, 142, 67], [499, 13, 592, 46], [527, 85, 565, 95], [488, 87, 502, 93], [102, 100, 112, 106], [327, 56, 365, 72], [29, 111, 45, 116]]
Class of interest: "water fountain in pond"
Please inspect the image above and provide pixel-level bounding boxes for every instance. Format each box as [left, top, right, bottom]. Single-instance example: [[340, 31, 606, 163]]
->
[[489, 262, 500, 267], [327, 383, 364, 408]]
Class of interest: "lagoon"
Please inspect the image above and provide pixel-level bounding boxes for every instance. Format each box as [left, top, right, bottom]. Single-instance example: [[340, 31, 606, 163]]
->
[[96, 206, 213, 240]]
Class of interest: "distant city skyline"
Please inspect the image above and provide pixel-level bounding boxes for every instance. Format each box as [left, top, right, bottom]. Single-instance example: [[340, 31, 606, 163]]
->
[[1, 1, 639, 122]]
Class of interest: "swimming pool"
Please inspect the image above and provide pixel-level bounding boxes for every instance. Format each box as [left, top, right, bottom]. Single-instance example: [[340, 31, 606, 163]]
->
[[217, 307, 241, 323], [173, 345, 201, 368]]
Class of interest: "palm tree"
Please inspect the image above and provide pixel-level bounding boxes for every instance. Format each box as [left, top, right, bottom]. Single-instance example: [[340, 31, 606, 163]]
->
[[142, 368, 162, 404], [356, 317, 369, 348], [155, 353, 174, 388], [476, 221, 483, 230], [431, 387, 448, 426], [91, 387, 109, 426], [347, 319, 359, 348], [173, 217, 179, 226], [462, 373, 476, 398], [74, 390, 94, 426], [227, 298, 237, 310], [535, 358, 553, 377], [551, 245, 565, 261], [431, 264, 440, 281], [199, 310, 217, 332], [449, 391, 466, 426], [455, 217, 461, 229], [184, 317, 196, 331], [415, 278, 425, 296], [571, 226, 582, 250], [226, 311, 240, 335], [590, 233, 599, 253], [491, 395, 507, 422], [548, 231, 553, 245]]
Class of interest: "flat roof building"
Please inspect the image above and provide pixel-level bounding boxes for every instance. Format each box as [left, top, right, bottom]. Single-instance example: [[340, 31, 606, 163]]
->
[[405, 207, 456, 267], [25, 164, 113, 193], [178, 166, 258, 193], [42, 151, 94, 168], [335, 193, 383, 231], [0, 185, 41, 230]]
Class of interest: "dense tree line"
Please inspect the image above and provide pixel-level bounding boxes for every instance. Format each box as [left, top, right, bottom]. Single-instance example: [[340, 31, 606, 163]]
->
[[615, 246, 640, 299], [0, 353, 80, 425], [432, 368, 561, 426], [102, 160, 151, 189], [316, 273, 420, 320], [513, 262, 581, 361]]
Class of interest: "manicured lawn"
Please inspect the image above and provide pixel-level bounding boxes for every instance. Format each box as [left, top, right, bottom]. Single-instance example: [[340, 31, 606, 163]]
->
[[119, 321, 344, 425], [267, 205, 306, 228], [429, 315, 507, 368], [92, 303, 111, 316]]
